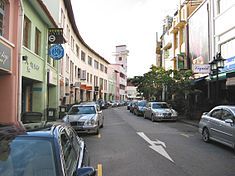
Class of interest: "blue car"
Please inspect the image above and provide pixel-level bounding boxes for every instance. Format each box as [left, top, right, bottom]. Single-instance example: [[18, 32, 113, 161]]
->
[[0, 122, 96, 176]]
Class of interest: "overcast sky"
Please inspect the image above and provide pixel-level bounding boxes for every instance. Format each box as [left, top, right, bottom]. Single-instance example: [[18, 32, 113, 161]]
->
[[71, 0, 178, 78]]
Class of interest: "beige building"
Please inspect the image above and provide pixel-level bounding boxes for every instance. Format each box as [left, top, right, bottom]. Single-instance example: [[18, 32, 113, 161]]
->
[[160, 0, 203, 71]]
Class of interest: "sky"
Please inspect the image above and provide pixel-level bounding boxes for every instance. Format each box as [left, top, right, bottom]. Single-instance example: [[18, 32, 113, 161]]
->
[[71, 0, 178, 78]]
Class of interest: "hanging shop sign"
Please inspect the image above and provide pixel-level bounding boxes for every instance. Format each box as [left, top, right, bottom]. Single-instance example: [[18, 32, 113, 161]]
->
[[48, 28, 64, 44], [0, 41, 12, 72], [48, 44, 64, 60]]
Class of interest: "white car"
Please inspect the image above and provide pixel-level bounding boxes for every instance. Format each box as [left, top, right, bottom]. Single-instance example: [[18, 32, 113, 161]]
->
[[144, 102, 178, 122], [63, 102, 104, 134]]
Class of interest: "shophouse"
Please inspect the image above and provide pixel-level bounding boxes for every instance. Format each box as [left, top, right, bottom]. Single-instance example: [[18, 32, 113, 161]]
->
[[21, 0, 58, 119], [209, 0, 235, 104], [43, 0, 110, 104], [0, 0, 23, 123], [108, 66, 118, 101]]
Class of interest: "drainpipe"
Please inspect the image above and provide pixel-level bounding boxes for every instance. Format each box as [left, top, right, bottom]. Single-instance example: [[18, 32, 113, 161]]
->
[[18, 0, 24, 122]]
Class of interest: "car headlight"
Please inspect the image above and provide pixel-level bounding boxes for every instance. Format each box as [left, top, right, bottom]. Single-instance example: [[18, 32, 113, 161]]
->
[[86, 119, 95, 126]]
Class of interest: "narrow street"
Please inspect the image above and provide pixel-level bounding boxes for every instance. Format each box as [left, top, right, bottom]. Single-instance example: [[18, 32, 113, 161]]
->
[[83, 107, 235, 176]]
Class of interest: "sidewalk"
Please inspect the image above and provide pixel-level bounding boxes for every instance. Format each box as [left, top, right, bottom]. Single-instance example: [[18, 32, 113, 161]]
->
[[178, 116, 200, 127]]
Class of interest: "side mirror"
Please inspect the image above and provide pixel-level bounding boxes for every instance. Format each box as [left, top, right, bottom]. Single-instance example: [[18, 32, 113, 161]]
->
[[76, 167, 96, 176], [225, 119, 234, 125], [202, 112, 208, 115]]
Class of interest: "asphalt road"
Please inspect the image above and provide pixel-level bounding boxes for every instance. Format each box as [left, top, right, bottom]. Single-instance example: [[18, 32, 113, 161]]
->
[[82, 106, 235, 176]]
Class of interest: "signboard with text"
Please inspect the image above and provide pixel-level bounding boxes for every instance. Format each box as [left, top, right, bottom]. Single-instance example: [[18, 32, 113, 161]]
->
[[0, 41, 12, 72], [48, 28, 64, 44]]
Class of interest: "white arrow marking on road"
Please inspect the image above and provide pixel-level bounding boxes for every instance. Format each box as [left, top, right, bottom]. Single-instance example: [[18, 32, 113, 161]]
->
[[137, 132, 174, 163]]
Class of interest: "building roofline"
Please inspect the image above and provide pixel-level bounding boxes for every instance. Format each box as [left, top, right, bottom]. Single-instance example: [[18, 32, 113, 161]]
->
[[64, 0, 110, 64]]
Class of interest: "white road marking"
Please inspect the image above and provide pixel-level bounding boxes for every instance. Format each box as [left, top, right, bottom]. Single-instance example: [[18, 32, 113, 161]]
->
[[137, 132, 174, 163], [180, 133, 190, 138]]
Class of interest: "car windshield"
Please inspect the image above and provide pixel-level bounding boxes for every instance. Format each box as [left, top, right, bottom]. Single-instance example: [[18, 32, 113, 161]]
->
[[138, 101, 146, 107], [152, 103, 169, 109], [229, 107, 235, 114], [0, 138, 56, 176], [68, 106, 96, 115]]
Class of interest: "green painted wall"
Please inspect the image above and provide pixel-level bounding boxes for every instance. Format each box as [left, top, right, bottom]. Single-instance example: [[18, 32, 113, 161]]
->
[[22, 0, 59, 119]]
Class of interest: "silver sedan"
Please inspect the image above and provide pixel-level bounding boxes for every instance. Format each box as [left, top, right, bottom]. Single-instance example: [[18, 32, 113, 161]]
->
[[199, 105, 235, 149], [63, 102, 104, 134], [144, 102, 178, 122]]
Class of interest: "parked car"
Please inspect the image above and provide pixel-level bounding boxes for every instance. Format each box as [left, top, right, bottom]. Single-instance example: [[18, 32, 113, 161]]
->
[[133, 100, 147, 116], [0, 122, 96, 176], [63, 102, 104, 134], [129, 101, 137, 113], [144, 102, 178, 121], [198, 105, 235, 149]]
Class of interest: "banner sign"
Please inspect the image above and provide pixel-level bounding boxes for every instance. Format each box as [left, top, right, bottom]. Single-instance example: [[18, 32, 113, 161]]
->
[[48, 28, 64, 44], [193, 64, 210, 73]]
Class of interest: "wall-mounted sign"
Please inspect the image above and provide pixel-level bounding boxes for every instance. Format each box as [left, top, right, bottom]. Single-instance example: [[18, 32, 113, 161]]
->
[[48, 28, 64, 44], [193, 64, 210, 74], [0, 41, 11, 72], [48, 44, 64, 60]]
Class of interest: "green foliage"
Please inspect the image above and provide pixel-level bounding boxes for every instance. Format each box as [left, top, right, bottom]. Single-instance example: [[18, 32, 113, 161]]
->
[[131, 65, 193, 105]]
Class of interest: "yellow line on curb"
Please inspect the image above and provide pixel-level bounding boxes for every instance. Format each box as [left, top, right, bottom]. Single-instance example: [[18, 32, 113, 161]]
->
[[97, 164, 102, 176]]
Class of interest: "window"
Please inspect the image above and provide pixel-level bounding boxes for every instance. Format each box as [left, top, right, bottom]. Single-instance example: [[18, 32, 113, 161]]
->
[[76, 45, 79, 58], [71, 36, 74, 50], [105, 67, 108, 74], [81, 50, 86, 62], [87, 72, 89, 82], [70, 61, 74, 82], [35, 28, 41, 55], [94, 60, 99, 69], [60, 132, 77, 175], [119, 57, 122, 61], [221, 109, 234, 121], [66, 54, 69, 73], [60, 9, 65, 29], [210, 109, 222, 119], [23, 16, 31, 48], [77, 68, 81, 78], [100, 63, 104, 72], [0, 0, 5, 36], [88, 56, 92, 66], [75, 66, 77, 78], [80, 70, 86, 80], [90, 74, 92, 84]]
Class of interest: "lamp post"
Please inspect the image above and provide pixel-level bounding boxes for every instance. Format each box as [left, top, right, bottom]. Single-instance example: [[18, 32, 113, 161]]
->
[[209, 52, 225, 105]]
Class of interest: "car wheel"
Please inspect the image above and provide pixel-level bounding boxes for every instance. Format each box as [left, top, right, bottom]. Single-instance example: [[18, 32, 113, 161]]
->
[[202, 128, 210, 142], [151, 114, 155, 122]]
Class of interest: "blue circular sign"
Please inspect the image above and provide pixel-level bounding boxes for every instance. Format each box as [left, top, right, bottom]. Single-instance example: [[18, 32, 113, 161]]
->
[[48, 44, 64, 60]]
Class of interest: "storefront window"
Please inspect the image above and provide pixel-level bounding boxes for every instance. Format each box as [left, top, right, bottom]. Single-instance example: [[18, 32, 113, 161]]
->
[[0, 0, 4, 36]]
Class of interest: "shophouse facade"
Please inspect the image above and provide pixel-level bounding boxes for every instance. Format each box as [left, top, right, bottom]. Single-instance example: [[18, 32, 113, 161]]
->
[[0, 0, 22, 123], [209, 0, 235, 104], [21, 0, 58, 119], [43, 0, 110, 104]]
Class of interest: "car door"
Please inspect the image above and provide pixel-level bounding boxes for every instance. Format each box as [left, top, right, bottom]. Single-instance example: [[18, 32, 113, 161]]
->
[[208, 108, 223, 140], [218, 108, 235, 146], [59, 130, 78, 176], [145, 103, 151, 118]]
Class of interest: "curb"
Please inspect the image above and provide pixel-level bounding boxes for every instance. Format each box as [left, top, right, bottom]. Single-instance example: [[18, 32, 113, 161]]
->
[[178, 119, 199, 128]]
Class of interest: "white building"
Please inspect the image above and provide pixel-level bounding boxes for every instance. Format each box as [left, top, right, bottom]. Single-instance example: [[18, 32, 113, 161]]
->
[[112, 45, 129, 100], [43, 0, 110, 104]]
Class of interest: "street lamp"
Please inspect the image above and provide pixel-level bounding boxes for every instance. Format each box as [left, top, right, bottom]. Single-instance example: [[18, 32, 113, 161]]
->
[[209, 52, 225, 105]]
